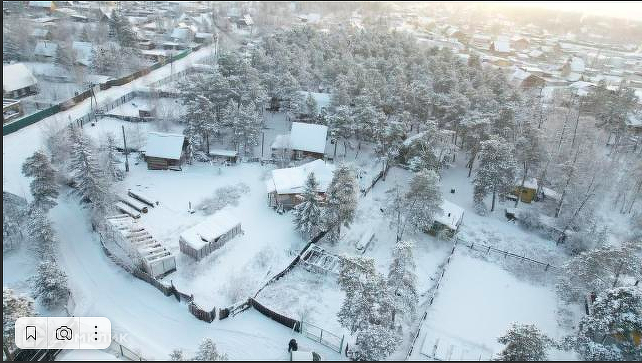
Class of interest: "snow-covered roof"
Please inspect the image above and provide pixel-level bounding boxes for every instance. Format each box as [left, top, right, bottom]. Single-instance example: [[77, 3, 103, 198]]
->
[[32, 28, 50, 37], [522, 177, 538, 190], [627, 113, 642, 128], [434, 200, 464, 231], [242, 14, 254, 26], [195, 32, 214, 39], [570, 57, 585, 73], [271, 134, 290, 150], [289, 122, 328, 154], [144, 132, 185, 160], [510, 68, 532, 82], [29, 1, 53, 8], [565, 72, 582, 82], [72, 41, 93, 66], [209, 149, 237, 157], [493, 40, 511, 53], [542, 187, 561, 201], [171, 27, 192, 40], [528, 49, 544, 58], [267, 159, 336, 195], [179, 209, 241, 251], [34, 41, 58, 57], [3, 63, 38, 93]]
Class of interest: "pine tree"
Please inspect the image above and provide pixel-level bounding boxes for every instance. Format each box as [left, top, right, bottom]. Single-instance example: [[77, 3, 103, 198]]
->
[[305, 92, 318, 117], [326, 106, 354, 157], [193, 338, 228, 361], [350, 323, 401, 361], [473, 136, 517, 212], [69, 129, 111, 217], [55, 41, 75, 71], [572, 286, 642, 361], [22, 151, 59, 212], [292, 172, 323, 238], [388, 240, 418, 327], [230, 102, 262, 155], [3, 288, 36, 360], [27, 207, 57, 259], [324, 164, 359, 243], [169, 348, 184, 361], [405, 170, 443, 232], [30, 260, 69, 309], [100, 134, 124, 182], [496, 323, 553, 361]]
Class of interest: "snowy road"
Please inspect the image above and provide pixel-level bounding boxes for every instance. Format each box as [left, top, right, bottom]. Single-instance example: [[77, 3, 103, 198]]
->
[[51, 196, 344, 360]]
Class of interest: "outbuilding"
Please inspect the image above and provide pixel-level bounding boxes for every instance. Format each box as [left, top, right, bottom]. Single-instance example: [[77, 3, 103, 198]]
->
[[179, 210, 242, 260], [289, 122, 328, 160], [266, 159, 335, 210], [3, 63, 38, 99], [427, 200, 465, 237], [143, 132, 187, 170]]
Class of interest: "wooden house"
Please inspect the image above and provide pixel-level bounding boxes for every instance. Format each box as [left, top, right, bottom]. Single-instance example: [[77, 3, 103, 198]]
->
[[426, 200, 465, 237], [179, 210, 242, 260], [3, 63, 38, 99], [143, 132, 187, 170], [266, 159, 335, 210], [512, 178, 538, 203], [289, 122, 328, 160]]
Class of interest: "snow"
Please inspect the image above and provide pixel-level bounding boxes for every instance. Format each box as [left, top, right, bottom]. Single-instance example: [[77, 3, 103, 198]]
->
[[434, 200, 465, 231], [179, 208, 241, 251], [271, 134, 290, 149], [493, 40, 511, 53], [298, 91, 331, 113], [289, 122, 328, 154], [143, 132, 185, 160], [209, 149, 238, 157], [3, 63, 38, 93], [72, 41, 94, 67], [268, 159, 336, 194], [570, 57, 586, 73], [56, 349, 122, 361], [49, 193, 344, 360], [411, 251, 577, 360], [34, 40, 58, 58]]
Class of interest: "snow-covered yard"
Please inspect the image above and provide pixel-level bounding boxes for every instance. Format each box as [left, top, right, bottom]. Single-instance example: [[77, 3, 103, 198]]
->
[[409, 250, 580, 361], [114, 162, 306, 309]]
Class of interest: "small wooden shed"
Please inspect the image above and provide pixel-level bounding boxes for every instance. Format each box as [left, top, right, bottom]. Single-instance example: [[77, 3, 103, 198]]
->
[[179, 211, 242, 260], [143, 132, 187, 170]]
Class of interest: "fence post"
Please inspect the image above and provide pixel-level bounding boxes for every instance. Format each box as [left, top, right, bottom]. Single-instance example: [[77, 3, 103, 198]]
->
[[340, 335, 344, 354]]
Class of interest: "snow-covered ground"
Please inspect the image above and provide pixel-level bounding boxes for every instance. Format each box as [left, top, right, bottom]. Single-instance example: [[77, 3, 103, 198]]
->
[[56, 349, 122, 361], [408, 251, 580, 361], [48, 194, 344, 360], [114, 162, 305, 309]]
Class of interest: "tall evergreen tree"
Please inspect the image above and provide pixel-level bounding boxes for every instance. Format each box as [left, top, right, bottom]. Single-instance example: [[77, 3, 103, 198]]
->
[[30, 260, 69, 309], [22, 151, 59, 212], [324, 164, 359, 243], [405, 170, 443, 232], [496, 323, 553, 361], [473, 136, 517, 212], [388, 240, 418, 327], [69, 129, 111, 217], [292, 172, 323, 238]]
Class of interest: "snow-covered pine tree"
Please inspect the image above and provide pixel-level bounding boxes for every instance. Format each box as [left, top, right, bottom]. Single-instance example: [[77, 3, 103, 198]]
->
[[304, 92, 318, 117], [55, 41, 75, 71], [572, 286, 642, 361], [22, 151, 59, 212], [557, 241, 642, 303], [405, 169, 443, 233], [326, 105, 354, 157], [69, 129, 111, 218], [496, 323, 553, 361], [388, 240, 418, 326], [100, 134, 124, 182], [473, 136, 517, 212], [324, 164, 359, 243], [337, 257, 378, 334], [350, 323, 401, 361], [292, 172, 323, 238], [27, 207, 56, 259], [231, 102, 262, 155], [169, 348, 184, 361], [30, 260, 69, 309], [3, 288, 36, 360], [193, 338, 228, 361]]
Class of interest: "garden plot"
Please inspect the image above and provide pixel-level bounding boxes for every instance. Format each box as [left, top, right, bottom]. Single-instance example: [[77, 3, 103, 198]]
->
[[115, 162, 306, 309], [409, 251, 579, 361]]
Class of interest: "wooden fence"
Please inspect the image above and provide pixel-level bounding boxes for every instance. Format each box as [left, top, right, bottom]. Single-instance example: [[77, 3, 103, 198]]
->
[[3, 47, 197, 136], [458, 238, 558, 271], [188, 301, 216, 323], [249, 298, 300, 332]]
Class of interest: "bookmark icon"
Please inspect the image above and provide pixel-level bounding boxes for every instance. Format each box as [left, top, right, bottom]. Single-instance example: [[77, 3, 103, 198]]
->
[[25, 326, 37, 341]]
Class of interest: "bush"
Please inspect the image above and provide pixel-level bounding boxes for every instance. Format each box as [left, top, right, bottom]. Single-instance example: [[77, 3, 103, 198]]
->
[[517, 209, 542, 231]]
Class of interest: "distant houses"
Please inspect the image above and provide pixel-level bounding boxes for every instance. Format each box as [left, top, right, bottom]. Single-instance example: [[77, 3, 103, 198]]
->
[[266, 159, 335, 210], [3, 63, 38, 99], [143, 132, 187, 170]]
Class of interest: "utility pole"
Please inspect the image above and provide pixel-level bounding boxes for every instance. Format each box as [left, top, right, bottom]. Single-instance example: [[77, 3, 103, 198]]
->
[[122, 125, 129, 172]]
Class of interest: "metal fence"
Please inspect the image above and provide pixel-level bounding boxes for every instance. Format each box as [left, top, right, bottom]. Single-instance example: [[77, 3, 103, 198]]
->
[[457, 238, 557, 271], [300, 321, 344, 354], [108, 339, 146, 361]]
